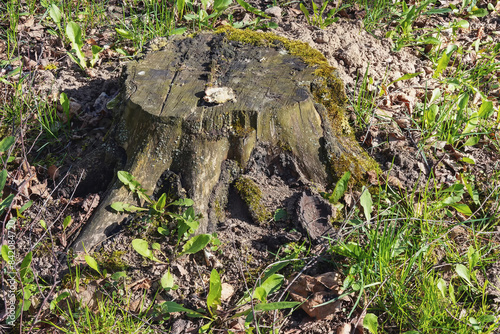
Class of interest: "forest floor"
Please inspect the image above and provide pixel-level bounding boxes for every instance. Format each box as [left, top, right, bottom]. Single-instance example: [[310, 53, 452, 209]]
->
[[1, 0, 500, 333]]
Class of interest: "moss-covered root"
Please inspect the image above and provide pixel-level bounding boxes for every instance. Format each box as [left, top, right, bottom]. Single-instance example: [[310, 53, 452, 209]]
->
[[234, 176, 271, 224]]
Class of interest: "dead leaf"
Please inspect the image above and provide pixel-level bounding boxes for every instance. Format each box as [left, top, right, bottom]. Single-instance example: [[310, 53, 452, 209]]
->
[[47, 164, 59, 180], [128, 278, 151, 291], [366, 170, 378, 185], [227, 318, 246, 333], [318, 272, 343, 288], [221, 283, 234, 302], [395, 117, 411, 129], [17, 17, 34, 32], [337, 323, 352, 334], [29, 179, 51, 198], [73, 253, 87, 266], [393, 93, 415, 114], [388, 131, 405, 141], [82, 194, 100, 213], [477, 26, 484, 40], [289, 272, 349, 320], [375, 108, 393, 118], [386, 175, 402, 188], [338, 9, 350, 18], [128, 299, 143, 313]]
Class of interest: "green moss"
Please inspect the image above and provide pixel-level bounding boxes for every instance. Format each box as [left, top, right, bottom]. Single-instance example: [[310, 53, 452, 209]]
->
[[329, 148, 378, 185], [216, 27, 379, 185], [232, 122, 254, 138], [216, 26, 333, 69], [234, 176, 271, 223], [96, 250, 129, 271], [213, 198, 225, 221], [277, 139, 292, 152]]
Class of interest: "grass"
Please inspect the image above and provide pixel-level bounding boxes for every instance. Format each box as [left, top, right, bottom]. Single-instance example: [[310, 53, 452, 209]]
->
[[1, 0, 499, 332], [327, 178, 500, 332]]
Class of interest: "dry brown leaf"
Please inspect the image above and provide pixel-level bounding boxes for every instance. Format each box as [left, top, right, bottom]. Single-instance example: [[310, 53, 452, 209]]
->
[[227, 318, 246, 333], [388, 131, 405, 141], [29, 179, 50, 198], [375, 108, 393, 118], [128, 278, 151, 291], [82, 194, 100, 213], [395, 117, 411, 129], [366, 170, 379, 185], [386, 175, 402, 188], [344, 191, 355, 210], [289, 272, 349, 320], [221, 283, 235, 302], [316, 272, 344, 290], [128, 299, 143, 313], [477, 26, 484, 40], [17, 17, 34, 32], [47, 164, 59, 180], [337, 323, 353, 334], [393, 93, 415, 114]]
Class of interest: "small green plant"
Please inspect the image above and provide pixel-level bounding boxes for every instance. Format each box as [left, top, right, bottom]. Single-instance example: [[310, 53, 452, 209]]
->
[[46, 4, 65, 42], [160, 268, 178, 291], [154, 265, 299, 332], [1, 247, 47, 321], [111, 171, 215, 260], [300, 0, 345, 29], [321, 170, 351, 212], [65, 21, 102, 70], [386, 0, 451, 50], [184, 0, 233, 29], [0, 136, 15, 216], [199, 269, 223, 331], [449, 0, 490, 17], [114, 0, 187, 55]]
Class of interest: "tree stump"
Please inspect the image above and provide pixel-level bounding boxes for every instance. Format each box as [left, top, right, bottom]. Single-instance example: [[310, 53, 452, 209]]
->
[[73, 28, 377, 252]]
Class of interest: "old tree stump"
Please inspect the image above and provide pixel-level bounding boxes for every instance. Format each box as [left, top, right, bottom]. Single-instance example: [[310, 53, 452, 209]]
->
[[73, 28, 377, 251]]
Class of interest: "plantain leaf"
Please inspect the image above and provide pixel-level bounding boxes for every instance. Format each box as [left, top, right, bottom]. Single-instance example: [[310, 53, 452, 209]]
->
[[115, 28, 135, 40], [161, 269, 175, 290], [331, 171, 351, 204], [62, 215, 72, 230], [181, 234, 212, 255], [433, 45, 457, 78], [49, 4, 62, 24], [363, 313, 378, 334], [0, 169, 7, 193], [85, 255, 101, 275], [360, 186, 373, 222], [132, 239, 153, 259], [207, 269, 222, 313], [0, 136, 15, 153], [478, 100, 493, 119], [456, 263, 472, 285]]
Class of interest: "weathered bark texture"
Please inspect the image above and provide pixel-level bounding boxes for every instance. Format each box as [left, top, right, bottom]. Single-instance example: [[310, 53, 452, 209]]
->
[[73, 30, 376, 252]]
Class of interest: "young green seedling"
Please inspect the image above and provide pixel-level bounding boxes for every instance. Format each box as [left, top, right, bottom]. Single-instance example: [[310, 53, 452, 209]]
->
[[65, 21, 103, 70]]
